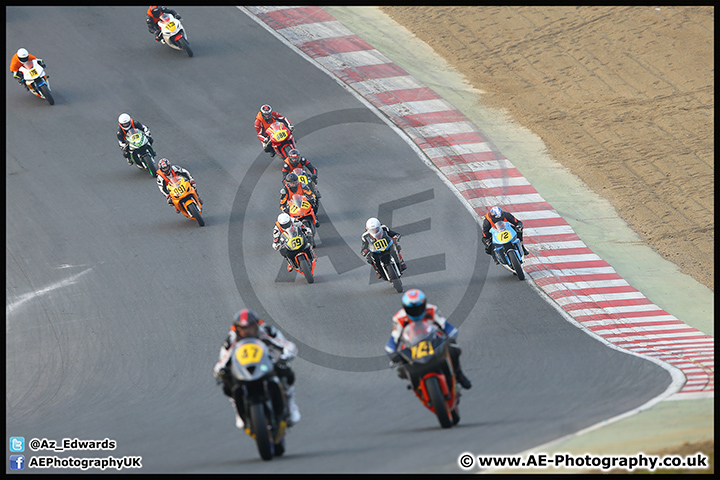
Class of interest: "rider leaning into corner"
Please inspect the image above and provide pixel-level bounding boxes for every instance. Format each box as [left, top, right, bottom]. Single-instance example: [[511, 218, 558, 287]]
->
[[213, 309, 301, 429], [481, 205, 530, 262], [146, 6, 181, 42], [254, 104, 294, 157], [155, 157, 202, 212], [386, 289, 472, 390], [360, 217, 407, 278], [9, 47, 45, 90], [116, 113, 155, 166]]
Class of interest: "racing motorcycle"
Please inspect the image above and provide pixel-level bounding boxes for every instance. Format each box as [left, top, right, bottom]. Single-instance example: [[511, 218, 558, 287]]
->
[[281, 221, 317, 284], [264, 121, 296, 160], [125, 128, 157, 177], [17, 59, 54, 105], [395, 320, 460, 429], [367, 232, 403, 293], [156, 13, 193, 57], [229, 337, 289, 461], [490, 221, 525, 280], [291, 166, 321, 200], [285, 193, 318, 246], [166, 175, 204, 226]]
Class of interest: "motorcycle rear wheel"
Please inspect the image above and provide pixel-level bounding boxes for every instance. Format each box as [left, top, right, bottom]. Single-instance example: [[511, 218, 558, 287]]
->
[[426, 376, 453, 429], [250, 403, 274, 461], [298, 256, 314, 284], [187, 203, 204, 227], [508, 249, 525, 280], [39, 84, 54, 105]]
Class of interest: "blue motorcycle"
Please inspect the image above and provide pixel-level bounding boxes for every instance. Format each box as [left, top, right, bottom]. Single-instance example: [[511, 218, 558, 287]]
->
[[490, 221, 525, 280]]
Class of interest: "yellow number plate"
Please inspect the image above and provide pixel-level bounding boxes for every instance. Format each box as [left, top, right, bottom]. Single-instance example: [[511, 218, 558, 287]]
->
[[373, 238, 388, 250], [288, 235, 303, 249], [497, 231, 511, 243], [236, 343, 264, 365], [410, 341, 434, 359]]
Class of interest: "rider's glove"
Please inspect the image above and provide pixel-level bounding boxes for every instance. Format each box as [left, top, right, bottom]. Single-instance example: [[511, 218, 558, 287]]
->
[[38, 59, 46, 68], [122, 149, 131, 159], [190, 180, 197, 188], [311, 174, 318, 183], [14, 73, 23, 83], [361, 249, 369, 257], [264, 325, 277, 338], [147, 135, 154, 145], [155, 32, 163, 42], [166, 195, 173, 205], [175, 14, 182, 20], [388, 351, 402, 367], [515, 224, 523, 232], [393, 234, 401, 242]]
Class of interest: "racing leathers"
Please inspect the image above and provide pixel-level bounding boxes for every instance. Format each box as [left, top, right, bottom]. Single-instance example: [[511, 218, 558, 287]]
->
[[360, 224, 406, 278], [156, 165, 200, 212], [385, 305, 471, 389], [213, 321, 301, 427]]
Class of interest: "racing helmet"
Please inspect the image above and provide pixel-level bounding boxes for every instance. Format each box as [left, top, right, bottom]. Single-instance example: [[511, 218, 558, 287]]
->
[[17, 48, 29, 63], [277, 212, 292, 230], [490, 206, 503, 222], [260, 104, 273, 121], [150, 6, 162, 17], [366, 217, 382, 238], [402, 289, 427, 322], [285, 172, 299, 190], [232, 309, 260, 337], [158, 158, 172, 174], [287, 149, 301, 168], [118, 113, 132, 130]]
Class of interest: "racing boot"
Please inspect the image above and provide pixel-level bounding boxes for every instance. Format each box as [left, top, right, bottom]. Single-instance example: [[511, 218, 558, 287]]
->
[[228, 397, 244, 429], [398, 252, 407, 272], [455, 369, 472, 390], [522, 244, 530, 256], [285, 386, 301, 426]]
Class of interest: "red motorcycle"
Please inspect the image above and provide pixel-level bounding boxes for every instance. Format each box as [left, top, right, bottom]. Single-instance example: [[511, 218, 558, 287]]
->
[[264, 121, 296, 160], [395, 320, 460, 428]]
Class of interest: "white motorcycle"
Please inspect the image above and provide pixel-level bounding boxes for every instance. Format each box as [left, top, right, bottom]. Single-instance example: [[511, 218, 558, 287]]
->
[[18, 59, 54, 105], [157, 13, 193, 57]]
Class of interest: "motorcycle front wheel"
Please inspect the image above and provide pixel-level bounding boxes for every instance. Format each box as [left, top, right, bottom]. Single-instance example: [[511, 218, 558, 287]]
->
[[298, 255, 314, 284], [141, 153, 156, 177], [425, 376, 453, 429], [187, 203, 204, 227], [249, 403, 273, 461], [508, 249, 525, 280], [179, 36, 193, 57], [39, 84, 54, 105]]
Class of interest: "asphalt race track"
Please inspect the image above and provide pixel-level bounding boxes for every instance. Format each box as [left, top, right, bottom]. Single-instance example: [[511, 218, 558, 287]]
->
[[6, 7, 673, 473]]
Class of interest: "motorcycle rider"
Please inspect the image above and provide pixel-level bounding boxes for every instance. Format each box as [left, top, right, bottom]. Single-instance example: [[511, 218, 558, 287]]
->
[[255, 104, 294, 157], [481, 205, 530, 261], [213, 309, 301, 429], [279, 173, 319, 226], [361, 217, 407, 278], [117, 113, 155, 167], [281, 149, 320, 199], [9, 48, 45, 91], [386, 289, 472, 390], [146, 6, 181, 42], [273, 213, 313, 272], [155, 157, 202, 213]]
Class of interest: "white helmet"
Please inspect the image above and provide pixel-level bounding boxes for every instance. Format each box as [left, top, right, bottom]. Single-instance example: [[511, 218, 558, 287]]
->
[[366, 217, 382, 238], [277, 213, 292, 229], [17, 48, 29, 62], [118, 113, 132, 129]]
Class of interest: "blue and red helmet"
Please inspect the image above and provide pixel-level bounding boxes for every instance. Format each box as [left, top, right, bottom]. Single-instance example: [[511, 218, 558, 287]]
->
[[402, 289, 427, 321]]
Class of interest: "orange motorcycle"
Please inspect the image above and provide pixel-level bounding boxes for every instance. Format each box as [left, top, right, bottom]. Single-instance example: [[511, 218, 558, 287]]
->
[[264, 121, 296, 160], [394, 320, 460, 428], [285, 193, 317, 246], [167, 175, 204, 226], [291, 166, 321, 200]]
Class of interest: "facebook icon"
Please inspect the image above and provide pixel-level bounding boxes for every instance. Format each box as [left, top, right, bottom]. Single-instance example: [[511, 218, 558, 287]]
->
[[10, 455, 25, 470]]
